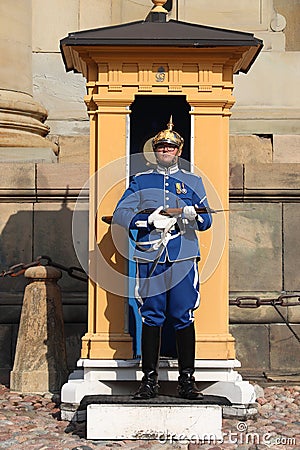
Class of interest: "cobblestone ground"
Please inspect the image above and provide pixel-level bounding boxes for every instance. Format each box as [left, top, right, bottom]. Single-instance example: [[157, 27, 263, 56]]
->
[[0, 383, 299, 450]]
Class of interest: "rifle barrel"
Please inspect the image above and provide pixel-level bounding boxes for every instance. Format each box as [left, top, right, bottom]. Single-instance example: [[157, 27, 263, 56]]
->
[[101, 206, 222, 225]]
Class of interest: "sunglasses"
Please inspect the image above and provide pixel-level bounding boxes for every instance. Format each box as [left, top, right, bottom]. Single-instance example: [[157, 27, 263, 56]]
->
[[155, 144, 178, 152]]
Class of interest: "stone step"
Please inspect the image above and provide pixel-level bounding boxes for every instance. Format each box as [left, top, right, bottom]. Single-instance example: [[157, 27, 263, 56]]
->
[[84, 395, 225, 440]]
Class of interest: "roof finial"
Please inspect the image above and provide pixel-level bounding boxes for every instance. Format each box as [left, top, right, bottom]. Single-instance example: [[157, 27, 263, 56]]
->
[[167, 115, 174, 131], [151, 0, 168, 14]]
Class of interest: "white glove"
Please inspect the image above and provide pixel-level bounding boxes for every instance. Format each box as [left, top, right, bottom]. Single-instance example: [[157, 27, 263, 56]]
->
[[182, 205, 197, 221], [153, 216, 177, 231], [148, 206, 177, 230], [148, 206, 164, 225]]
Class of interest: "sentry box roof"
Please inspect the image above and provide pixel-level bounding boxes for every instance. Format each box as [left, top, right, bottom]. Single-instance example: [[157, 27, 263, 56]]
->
[[60, 16, 263, 75]]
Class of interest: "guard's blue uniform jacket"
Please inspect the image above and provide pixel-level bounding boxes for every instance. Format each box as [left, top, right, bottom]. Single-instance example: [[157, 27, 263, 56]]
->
[[113, 163, 212, 263], [113, 162, 212, 329]]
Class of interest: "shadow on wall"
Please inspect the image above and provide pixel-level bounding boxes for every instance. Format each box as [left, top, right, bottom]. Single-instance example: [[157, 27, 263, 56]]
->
[[0, 192, 177, 381], [0, 195, 89, 384], [97, 224, 177, 360], [0, 196, 88, 292]]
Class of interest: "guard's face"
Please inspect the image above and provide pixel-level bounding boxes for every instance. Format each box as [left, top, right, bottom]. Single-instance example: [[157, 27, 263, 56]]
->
[[154, 143, 182, 167]]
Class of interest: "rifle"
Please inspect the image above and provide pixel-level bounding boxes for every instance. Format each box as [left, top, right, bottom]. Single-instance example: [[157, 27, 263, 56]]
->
[[101, 206, 225, 225]]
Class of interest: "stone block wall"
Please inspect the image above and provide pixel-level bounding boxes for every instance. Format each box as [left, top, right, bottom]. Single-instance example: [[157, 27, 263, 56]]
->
[[229, 136, 300, 376], [0, 163, 89, 384], [29, 0, 300, 137]]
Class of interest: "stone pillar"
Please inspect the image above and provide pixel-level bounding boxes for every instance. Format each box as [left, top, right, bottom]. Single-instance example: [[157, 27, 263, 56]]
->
[[10, 266, 68, 394], [0, 0, 57, 155]]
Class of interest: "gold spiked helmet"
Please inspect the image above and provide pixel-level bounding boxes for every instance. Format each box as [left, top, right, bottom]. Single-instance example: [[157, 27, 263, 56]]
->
[[152, 116, 184, 151]]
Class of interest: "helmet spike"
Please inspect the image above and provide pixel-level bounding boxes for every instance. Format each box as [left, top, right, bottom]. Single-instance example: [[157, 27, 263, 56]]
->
[[152, 116, 184, 151], [167, 115, 174, 131]]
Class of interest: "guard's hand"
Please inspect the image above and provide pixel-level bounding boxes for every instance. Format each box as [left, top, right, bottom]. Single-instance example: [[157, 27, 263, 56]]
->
[[148, 206, 177, 230], [182, 205, 197, 221], [148, 206, 164, 225], [153, 216, 177, 231]]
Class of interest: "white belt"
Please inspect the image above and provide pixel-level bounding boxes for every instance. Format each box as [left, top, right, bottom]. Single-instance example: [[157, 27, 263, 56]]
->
[[136, 232, 181, 252], [136, 232, 180, 246]]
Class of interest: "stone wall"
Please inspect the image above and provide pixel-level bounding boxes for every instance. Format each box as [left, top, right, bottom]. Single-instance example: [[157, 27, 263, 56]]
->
[[0, 163, 89, 384], [29, 0, 300, 138], [229, 152, 300, 376], [229, 133, 300, 376]]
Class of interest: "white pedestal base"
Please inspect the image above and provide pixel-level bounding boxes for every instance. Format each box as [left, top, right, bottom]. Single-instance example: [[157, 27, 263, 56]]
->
[[87, 403, 222, 441], [61, 359, 256, 421]]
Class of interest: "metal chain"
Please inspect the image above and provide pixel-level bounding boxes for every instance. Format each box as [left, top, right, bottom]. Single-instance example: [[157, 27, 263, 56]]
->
[[229, 294, 300, 308], [2, 259, 300, 304], [0, 255, 88, 282], [230, 294, 300, 343], [0, 258, 41, 278], [1, 258, 300, 341]]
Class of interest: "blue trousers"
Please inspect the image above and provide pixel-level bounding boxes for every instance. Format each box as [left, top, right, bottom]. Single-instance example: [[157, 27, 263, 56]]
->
[[135, 259, 200, 330]]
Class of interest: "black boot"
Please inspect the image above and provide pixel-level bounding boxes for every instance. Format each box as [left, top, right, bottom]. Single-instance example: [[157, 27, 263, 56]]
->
[[176, 324, 203, 400], [133, 324, 161, 400]]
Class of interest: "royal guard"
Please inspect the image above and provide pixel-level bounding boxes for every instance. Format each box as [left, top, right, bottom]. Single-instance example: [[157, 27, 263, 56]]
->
[[112, 117, 212, 399]]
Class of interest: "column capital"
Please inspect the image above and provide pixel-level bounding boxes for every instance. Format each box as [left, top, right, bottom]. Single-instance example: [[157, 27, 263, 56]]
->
[[91, 97, 132, 114], [189, 99, 235, 116]]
